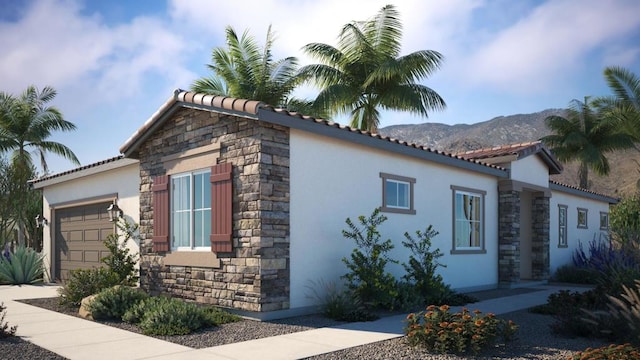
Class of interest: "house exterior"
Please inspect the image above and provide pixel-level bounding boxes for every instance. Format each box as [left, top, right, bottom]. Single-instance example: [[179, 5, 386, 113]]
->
[[34, 89, 616, 319], [30, 156, 140, 282]]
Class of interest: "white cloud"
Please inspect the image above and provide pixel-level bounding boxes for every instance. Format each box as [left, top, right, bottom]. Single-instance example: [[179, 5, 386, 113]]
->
[[462, 0, 640, 93]]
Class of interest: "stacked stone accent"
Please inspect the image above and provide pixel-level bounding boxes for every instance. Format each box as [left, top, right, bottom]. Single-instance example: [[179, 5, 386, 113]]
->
[[137, 108, 290, 312], [498, 190, 521, 286], [531, 194, 550, 280]]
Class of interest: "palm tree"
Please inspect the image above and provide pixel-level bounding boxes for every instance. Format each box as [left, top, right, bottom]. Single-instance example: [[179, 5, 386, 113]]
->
[[191, 25, 308, 110], [541, 96, 634, 189], [595, 66, 640, 144], [298, 4, 446, 132], [0, 85, 79, 175]]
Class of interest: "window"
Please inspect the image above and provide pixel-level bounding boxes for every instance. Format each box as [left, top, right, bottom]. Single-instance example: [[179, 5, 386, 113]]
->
[[577, 208, 588, 229], [600, 212, 609, 230], [380, 173, 416, 214], [558, 205, 568, 247], [171, 169, 211, 250], [451, 186, 486, 253]]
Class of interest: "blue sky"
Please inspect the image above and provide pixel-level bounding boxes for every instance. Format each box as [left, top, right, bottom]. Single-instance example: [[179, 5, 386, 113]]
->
[[1, 0, 639, 174]]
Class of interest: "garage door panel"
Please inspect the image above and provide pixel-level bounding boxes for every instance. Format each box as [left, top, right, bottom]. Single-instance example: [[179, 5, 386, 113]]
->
[[55, 202, 113, 282]]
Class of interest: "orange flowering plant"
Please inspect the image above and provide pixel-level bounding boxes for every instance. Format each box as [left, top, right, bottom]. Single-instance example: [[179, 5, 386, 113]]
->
[[404, 305, 518, 354]]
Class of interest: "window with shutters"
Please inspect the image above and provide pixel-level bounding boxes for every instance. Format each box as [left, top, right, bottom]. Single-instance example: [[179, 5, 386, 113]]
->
[[171, 169, 211, 250]]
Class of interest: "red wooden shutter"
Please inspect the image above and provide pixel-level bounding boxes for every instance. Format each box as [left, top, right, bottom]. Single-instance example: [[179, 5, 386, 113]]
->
[[152, 175, 170, 252], [210, 163, 233, 252]]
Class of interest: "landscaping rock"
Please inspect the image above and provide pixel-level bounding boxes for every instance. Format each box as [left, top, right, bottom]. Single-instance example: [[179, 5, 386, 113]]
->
[[79, 294, 96, 320]]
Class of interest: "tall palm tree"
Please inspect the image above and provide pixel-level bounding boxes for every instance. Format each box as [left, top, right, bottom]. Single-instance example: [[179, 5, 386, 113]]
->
[[0, 85, 79, 175], [192, 25, 308, 110], [298, 4, 446, 132], [541, 96, 634, 189], [595, 66, 640, 143]]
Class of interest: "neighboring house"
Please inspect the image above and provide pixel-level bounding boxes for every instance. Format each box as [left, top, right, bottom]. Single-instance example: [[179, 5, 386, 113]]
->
[[30, 156, 140, 282], [33, 89, 616, 320]]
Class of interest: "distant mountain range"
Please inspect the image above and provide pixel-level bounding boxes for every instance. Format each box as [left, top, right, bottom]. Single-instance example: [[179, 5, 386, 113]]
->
[[378, 109, 639, 196]]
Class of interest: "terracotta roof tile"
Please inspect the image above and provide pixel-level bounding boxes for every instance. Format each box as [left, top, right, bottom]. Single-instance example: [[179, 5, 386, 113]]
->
[[549, 180, 619, 203], [29, 155, 126, 185]]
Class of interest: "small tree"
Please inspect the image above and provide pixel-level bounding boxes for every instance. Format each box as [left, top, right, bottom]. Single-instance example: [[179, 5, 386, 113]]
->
[[341, 208, 397, 309], [102, 219, 139, 286], [609, 193, 640, 250]]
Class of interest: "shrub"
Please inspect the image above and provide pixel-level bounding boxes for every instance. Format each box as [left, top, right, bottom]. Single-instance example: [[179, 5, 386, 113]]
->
[[583, 279, 640, 345], [552, 264, 599, 284], [0, 303, 17, 338], [529, 289, 605, 337], [202, 306, 242, 325], [401, 226, 450, 306], [570, 343, 640, 360], [404, 305, 517, 355], [101, 219, 139, 286], [341, 209, 397, 310], [123, 296, 213, 335], [0, 245, 45, 285], [58, 268, 120, 306], [305, 279, 378, 322], [609, 193, 640, 248], [87, 285, 148, 320]]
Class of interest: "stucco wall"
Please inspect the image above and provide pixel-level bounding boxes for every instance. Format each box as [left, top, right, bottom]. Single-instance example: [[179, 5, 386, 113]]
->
[[40, 160, 140, 282], [289, 129, 500, 308], [549, 189, 611, 275], [509, 155, 550, 188]]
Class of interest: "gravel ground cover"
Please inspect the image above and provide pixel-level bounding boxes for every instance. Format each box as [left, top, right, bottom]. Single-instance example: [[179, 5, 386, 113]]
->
[[5, 287, 610, 359]]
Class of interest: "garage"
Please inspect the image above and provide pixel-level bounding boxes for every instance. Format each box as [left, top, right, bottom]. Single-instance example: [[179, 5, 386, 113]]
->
[[55, 202, 114, 281]]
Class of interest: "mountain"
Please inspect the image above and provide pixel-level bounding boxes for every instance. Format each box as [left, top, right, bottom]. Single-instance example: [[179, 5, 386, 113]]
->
[[378, 109, 639, 197]]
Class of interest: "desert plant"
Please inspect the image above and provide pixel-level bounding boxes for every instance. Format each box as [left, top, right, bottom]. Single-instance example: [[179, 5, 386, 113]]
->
[[0, 302, 17, 338], [58, 267, 120, 306], [404, 305, 517, 355], [0, 244, 45, 285], [202, 306, 242, 325], [609, 193, 640, 249], [87, 285, 148, 320], [306, 279, 378, 321], [123, 296, 214, 335], [529, 289, 605, 337], [552, 264, 599, 284], [606, 280, 640, 344], [570, 343, 640, 360], [101, 219, 139, 285], [341, 208, 398, 309]]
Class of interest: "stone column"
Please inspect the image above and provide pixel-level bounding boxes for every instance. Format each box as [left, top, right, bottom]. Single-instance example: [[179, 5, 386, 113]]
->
[[498, 190, 521, 287], [531, 194, 550, 280]]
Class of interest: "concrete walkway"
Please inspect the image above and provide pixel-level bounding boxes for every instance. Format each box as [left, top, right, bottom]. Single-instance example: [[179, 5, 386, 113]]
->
[[0, 284, 588, 360]]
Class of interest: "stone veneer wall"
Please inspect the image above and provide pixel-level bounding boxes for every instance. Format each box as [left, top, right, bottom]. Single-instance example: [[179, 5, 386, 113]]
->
[[137, 108, 290, 312], [530, 194, 550, 280], [498, 190, 521, 286]]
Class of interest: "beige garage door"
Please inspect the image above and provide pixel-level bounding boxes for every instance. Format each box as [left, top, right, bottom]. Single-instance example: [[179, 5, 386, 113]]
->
[[55, 202, 114, 282]]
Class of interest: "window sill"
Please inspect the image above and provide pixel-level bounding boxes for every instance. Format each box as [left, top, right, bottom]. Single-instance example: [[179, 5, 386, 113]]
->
[[557, 244, 568, 248], [380, 206, 416, 215], [164, 251, 221, 268], [577, 226, 588, 229], [450, 249, 486, 255]]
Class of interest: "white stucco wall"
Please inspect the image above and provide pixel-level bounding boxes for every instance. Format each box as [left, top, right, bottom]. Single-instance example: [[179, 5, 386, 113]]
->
[[37, 160, 140, 282], [549, 189, 612, 275], [289, 129, 501, 309], [509, 155, 550, 188]]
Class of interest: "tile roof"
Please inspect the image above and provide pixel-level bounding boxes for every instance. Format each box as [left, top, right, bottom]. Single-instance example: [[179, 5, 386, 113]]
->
[[120, 90, 508, 178], [29, 156, 138, 188], [549, 180, 619, 204], [456, 141, 563, 175]]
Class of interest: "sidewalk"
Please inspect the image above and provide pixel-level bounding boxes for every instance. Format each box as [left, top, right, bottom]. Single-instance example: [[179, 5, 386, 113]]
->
[[0, 284, 588, 360]]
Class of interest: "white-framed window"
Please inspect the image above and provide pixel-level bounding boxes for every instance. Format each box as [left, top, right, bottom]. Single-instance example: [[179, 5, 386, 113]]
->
[[558, 205, 568, 247], [171, 169, 211, 250], [451, 186, 486, 253], [380, 173, 416, 215], [600, 212, 609, 230], [577, 208, 588, 229]]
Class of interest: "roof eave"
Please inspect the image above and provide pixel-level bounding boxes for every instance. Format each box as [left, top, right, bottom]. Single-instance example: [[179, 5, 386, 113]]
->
[[549, 182, 619, 204]]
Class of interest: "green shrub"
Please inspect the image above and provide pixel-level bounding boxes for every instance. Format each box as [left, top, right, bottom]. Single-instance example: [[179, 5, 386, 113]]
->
[[123, 296, 213, 335], [552, 264, 599, 284], [87, 285, 148, 320], [306, 279, 378, 322], [0, 303, 17, 338], [570, 343, 640, 360], [341, 209, 397, 310], [404, 305, 518, 355], [58, 268, 120, 306], [202, 306, 242, 325], [609, 193, 640, 248], [0, 245, 45, 284], [101, 220, 139, 285], [529, 289, 605, 337], [607, 280, 640, 345]]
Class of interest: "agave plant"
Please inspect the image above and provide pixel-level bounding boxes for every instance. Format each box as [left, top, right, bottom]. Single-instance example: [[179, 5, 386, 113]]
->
[[0, 244, 45, 284]]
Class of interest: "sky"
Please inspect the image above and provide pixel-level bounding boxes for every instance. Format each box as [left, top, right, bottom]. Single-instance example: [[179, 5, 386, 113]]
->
[[1, 0, 639, 174]]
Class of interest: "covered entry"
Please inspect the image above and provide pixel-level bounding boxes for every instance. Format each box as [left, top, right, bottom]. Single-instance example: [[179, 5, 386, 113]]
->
[[55, 202, 114, 281]]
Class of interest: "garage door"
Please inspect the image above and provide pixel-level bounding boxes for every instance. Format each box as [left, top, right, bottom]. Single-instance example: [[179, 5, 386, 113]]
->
[[55, 202, 114, 282]]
